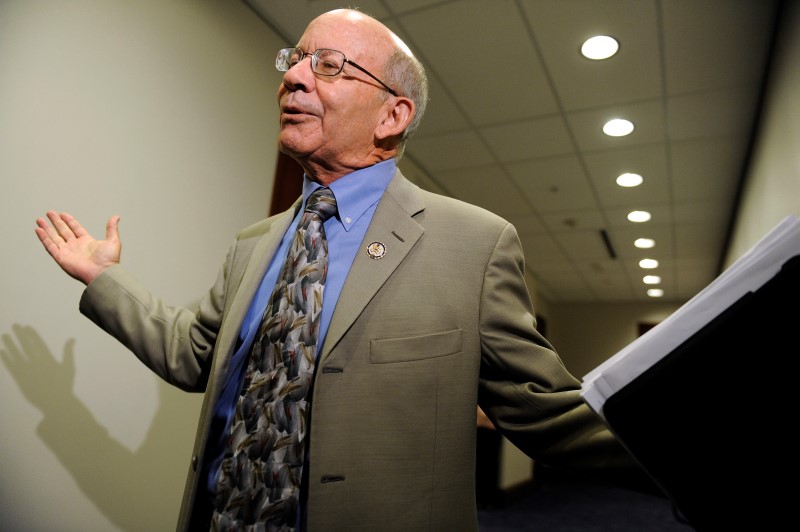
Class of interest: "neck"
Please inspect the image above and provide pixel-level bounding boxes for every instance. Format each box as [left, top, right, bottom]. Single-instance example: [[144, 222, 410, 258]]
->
[[294, 149, 398, 186]]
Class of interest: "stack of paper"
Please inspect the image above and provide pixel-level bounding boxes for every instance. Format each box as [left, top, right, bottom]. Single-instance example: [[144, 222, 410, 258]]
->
[[581, 214, 800, 419]]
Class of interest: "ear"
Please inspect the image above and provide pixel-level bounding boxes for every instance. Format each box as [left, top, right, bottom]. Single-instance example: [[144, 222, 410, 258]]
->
[[375, 96, 415, 141]]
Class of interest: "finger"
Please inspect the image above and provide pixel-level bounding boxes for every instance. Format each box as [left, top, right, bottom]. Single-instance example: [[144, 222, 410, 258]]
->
[[35, 218, 65, 256], [35, 215, 53, 231], [34, 227, 59, 259], [34, 221, 53, 244], [36, 214, 64, 244], [105, 215, 121, 241], [60, 211, 89, 239], [46, 210, 76, 242]]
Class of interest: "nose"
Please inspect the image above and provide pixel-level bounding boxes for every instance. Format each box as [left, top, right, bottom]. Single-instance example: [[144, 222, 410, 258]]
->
[[282, 55, 315, 92]]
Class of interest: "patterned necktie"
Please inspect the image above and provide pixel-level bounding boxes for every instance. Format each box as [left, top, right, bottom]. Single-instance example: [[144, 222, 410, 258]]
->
[[212, 187, 337, 531]]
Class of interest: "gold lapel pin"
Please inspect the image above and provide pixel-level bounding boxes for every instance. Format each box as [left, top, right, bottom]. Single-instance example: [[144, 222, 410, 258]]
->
[[366, 241, 386, 259]]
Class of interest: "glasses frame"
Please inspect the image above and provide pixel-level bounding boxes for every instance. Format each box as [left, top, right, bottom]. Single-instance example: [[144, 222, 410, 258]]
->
[[277, 47, 398, 97]]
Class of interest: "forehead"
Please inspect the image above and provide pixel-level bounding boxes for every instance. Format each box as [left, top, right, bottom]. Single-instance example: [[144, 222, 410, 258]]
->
[[299, 13, 388, 62]]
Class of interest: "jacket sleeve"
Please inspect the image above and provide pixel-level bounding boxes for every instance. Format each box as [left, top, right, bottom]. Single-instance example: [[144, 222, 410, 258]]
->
[[477, 222, 643, 478], [78, 244, 233, 393]]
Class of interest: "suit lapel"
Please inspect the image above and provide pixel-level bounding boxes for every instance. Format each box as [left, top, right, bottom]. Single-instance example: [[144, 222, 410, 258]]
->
[[320, 171, 425, 361], [211, 200, 301, 386]]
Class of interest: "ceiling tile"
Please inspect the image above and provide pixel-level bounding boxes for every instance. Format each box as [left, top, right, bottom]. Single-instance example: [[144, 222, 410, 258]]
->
[[397, 0, 559, 125], [558, 230, 615, 260], [433, 164, 531, 218], [406, 129, 494, 172], [672, 200, 732, 226], [382, 0, 452, 15], [674, 222, 727, 259], [667, 88, 761, 140], [521, 0, 662, 110], [506, 156, 597, 213], [505, 213, 548, 235], [540, 209, 608, 233], [670, 137, 746, 202], [249, 0, 391, 41], [411, 75, 470, 137], [480, 115, 575, 163], [662, 0, 778, 95]]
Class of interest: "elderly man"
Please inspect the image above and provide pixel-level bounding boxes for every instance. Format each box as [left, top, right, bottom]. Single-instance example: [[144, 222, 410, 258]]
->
[[35, 8, 642, 531]]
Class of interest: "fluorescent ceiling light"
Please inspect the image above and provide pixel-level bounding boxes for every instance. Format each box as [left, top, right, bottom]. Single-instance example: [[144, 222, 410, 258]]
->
[[639, 258, 659, 269], [581, 35, 619, 60], [616, 173, 643, 187], [603, 118, 634, 137], [627, 210, 651, 223]]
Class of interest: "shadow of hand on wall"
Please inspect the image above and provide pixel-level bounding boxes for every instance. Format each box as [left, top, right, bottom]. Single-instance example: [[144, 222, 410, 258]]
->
[[1, 324, 198, 531]]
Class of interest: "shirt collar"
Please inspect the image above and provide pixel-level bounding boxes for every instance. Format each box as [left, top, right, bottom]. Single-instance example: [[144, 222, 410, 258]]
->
[[301, 159, 396, 232]]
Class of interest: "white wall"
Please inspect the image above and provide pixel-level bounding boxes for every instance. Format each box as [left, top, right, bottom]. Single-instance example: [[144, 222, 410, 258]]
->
[[0, 1, 285, 530], [548, 301, 680, 379], [725, 0, 800, 266]]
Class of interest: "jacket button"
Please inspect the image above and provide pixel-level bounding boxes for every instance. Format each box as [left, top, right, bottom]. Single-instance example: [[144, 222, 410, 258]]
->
[[192, 456, 199, 471]]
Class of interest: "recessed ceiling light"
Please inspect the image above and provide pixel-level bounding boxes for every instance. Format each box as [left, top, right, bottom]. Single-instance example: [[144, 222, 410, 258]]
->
[[603, 118, 634, 137], [647, 288, 664, 297], [581, 35, 619, 60], [616, 173, 643, 187], [634, 237, 655, 248], [643, 275, 661, 284], [639, 258, 659, 269], [627, 210, 651, 223]]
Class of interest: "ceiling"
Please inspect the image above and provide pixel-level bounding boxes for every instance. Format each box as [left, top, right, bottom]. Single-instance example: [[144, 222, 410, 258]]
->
[[244, 0, 781, 304]]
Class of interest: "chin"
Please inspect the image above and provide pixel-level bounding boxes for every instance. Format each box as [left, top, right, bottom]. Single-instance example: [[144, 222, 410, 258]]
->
[[278, 142, 303, 158], [279, 127, 317, 153]]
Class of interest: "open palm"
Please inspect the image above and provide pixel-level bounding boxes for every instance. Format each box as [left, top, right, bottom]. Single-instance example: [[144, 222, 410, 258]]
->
[[35, 211, 122, 285]]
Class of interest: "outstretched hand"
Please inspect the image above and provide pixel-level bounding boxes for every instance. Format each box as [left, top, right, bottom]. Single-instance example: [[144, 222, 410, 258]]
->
[[35, 211, 121, 285]]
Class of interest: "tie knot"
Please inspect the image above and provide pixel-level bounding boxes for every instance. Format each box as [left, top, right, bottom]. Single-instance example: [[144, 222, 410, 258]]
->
[[305, 187, 338, 222]]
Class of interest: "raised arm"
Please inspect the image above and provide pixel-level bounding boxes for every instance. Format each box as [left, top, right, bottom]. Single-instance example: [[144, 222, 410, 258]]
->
[[35, 211, 121, 285]]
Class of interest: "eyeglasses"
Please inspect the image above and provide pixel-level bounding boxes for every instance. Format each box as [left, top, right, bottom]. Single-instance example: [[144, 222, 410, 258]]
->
[[276, 47, 398, 96]]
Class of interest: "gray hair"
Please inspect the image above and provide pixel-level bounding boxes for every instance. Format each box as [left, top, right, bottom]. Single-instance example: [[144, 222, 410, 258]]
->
[[381, 48, 429, 158]]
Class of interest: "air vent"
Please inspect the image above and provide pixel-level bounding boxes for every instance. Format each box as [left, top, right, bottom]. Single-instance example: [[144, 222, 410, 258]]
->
[[600, 229, 617, 259]]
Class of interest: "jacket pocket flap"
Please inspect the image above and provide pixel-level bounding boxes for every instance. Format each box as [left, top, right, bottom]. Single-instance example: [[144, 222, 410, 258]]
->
[[370, 328, 463, 363]]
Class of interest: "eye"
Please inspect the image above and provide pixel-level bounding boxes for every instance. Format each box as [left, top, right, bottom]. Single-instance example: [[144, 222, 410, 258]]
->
[[314, 50, 344, 74], [320, 59, 339, 71]]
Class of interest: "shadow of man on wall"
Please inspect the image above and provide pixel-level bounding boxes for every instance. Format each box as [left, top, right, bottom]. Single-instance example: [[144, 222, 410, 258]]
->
[[1, 323, 199, 530]]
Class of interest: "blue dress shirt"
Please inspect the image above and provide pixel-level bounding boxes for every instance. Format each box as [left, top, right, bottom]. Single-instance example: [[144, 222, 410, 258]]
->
[[204, 159, 397, 499]]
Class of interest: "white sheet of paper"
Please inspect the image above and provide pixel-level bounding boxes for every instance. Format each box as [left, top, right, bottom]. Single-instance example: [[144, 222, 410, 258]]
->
[[581, 215, 800, 419]]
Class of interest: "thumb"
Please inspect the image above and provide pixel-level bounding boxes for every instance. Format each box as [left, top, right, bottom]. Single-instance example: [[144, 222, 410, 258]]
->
[[106, 215, 121, 241]]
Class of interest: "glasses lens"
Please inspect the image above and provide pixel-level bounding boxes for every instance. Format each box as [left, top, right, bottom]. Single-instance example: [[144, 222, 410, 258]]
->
[[276, 48, 301, 71], [312, 49, 345, 76]]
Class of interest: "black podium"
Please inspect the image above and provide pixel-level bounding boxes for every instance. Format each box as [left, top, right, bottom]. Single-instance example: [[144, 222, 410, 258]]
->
[[602, 255, 799, 531]]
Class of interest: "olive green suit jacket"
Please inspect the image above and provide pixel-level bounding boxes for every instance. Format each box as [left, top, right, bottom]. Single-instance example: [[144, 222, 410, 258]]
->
[[80, 169, 634, 531]]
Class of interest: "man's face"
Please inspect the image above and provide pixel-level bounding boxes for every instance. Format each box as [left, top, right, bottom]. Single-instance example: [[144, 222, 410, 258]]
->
[[277, 13, 392, 177]]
